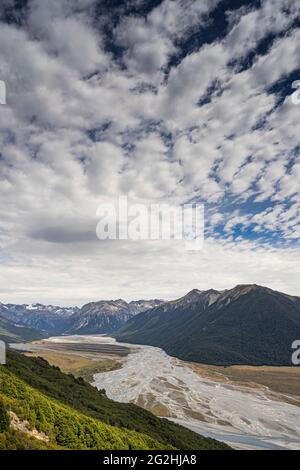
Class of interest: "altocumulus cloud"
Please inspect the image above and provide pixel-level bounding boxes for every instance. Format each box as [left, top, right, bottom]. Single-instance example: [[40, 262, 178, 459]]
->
[[0, 0, 299, 305]]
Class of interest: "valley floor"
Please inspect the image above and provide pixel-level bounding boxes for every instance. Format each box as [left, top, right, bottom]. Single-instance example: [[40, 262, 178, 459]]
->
[[13, 335, 126, 380], [190, 364, 300, 408], [12, 335, 300, 450]]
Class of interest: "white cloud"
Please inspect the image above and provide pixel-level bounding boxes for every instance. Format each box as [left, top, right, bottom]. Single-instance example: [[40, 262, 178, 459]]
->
[[114, 0, 221, 77], [0, 0, 299, 303]]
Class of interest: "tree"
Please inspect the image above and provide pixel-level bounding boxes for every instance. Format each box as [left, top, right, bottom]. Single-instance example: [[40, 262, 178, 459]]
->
[[0, 400, 9, 433]]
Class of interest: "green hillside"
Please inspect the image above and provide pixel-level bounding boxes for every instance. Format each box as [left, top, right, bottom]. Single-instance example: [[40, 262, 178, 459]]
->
[[2, 350, 229, 450], [0, 363, 172, 450], [0, 426, 61, 450]]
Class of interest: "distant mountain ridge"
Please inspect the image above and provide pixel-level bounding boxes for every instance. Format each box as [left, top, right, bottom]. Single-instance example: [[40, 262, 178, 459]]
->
[[0, 313, 44, 343], [0, 302, 79, 337], [0, 298, 163, 339], [67, 299, 163, 335], [116, 285, 300, 366]]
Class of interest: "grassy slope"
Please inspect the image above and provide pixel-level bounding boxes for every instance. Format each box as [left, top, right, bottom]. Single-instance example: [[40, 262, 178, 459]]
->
[[5, 350, 229, 450], [24, 351, 122, 382], [0, 365, 171, 450]]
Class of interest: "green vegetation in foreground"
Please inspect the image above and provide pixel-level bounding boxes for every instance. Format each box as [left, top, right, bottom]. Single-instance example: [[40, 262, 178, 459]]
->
[[5, 350, 230, 450], [0, 400, 9, 433], [0, 429, 60, 450], [0, 364, 172, 450]]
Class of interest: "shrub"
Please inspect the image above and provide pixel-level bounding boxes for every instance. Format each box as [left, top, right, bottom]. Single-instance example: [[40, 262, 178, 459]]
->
[[0, 399, 10, 433]]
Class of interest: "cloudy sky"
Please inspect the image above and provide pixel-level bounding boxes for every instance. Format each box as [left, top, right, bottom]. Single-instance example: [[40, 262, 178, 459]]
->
[[0, 0, 299, 305]]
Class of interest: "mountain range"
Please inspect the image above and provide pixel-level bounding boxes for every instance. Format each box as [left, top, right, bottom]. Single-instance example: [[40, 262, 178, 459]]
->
[[0, 303, 78, 339], [1, 284, 300, 366], [116, 285, 300, 366], [0, 298, 163, 341]]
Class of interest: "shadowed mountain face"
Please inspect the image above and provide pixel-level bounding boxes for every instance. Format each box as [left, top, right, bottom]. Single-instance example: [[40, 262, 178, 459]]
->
[[115, 285, 300, 366]]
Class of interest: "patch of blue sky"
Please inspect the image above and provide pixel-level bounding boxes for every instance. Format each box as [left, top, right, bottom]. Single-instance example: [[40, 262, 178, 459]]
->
[[167, 0, 261, 71], [205, 195, 299, 245]]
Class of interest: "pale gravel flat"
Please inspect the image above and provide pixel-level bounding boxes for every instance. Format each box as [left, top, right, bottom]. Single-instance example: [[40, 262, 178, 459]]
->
[[91, 337, 300, 450]]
